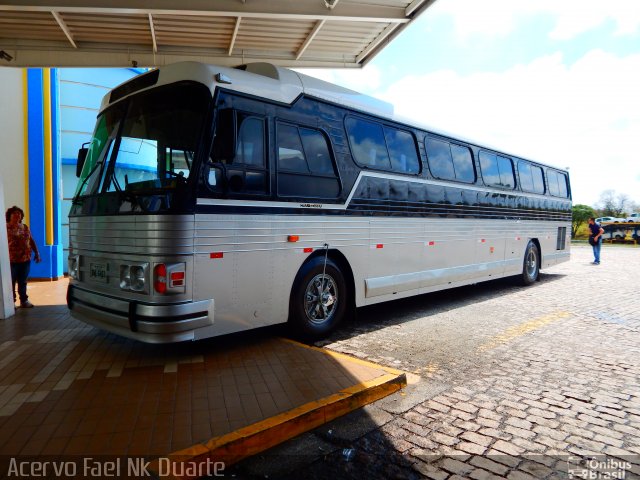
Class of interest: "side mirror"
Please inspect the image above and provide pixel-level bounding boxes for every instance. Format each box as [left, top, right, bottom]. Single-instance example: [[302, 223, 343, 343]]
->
[[76, 142, 90, 177], [211, 109, 237, 161]]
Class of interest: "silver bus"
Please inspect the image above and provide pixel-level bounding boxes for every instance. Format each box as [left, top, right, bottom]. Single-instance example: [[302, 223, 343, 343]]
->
[[67, 62, 571, 343]]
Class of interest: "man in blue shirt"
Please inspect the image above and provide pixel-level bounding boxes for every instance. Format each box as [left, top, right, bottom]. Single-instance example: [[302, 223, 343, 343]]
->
[[587, 217, 604, 265]]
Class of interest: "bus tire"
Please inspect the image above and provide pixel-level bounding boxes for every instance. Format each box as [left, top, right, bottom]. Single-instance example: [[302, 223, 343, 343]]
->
[[289, 256, 347, 339], [520, 241, 539, 286]]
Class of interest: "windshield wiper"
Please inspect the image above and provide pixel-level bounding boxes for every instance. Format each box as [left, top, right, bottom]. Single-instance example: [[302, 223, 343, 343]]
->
[[72, 161, 104, 203]]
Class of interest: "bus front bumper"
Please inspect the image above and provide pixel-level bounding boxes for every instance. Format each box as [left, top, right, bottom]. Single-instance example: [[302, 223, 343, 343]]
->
[[67, 285, 213, 343]]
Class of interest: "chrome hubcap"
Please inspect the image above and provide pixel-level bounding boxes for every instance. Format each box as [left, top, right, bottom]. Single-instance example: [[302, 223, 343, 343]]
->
[[526, 247, 537, 278], [304, 273, 338, 325]]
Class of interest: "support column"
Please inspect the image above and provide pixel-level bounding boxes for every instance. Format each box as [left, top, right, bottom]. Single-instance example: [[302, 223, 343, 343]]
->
[[26, 68, 64, 280]]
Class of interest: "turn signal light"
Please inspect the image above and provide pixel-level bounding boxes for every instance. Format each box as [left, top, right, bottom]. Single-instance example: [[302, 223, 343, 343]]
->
[[154, 264, 167, 294]]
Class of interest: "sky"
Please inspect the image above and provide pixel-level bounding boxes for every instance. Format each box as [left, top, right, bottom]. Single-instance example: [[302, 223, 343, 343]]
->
[[299, 0, 640, 210]]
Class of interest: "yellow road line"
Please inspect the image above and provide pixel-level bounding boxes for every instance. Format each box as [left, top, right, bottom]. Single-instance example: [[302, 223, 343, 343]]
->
[[478, 311, 572, 352]]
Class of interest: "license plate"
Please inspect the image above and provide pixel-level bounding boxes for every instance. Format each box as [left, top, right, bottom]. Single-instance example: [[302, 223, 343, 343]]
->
[[89, 262, 107, 282]]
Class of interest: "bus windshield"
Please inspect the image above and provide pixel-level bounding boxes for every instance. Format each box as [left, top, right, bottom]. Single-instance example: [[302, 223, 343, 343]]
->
[[73, 81, 210, 213]]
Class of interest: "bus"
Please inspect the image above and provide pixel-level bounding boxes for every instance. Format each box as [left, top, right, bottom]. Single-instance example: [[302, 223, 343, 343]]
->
[[67, 61, 571, 343]]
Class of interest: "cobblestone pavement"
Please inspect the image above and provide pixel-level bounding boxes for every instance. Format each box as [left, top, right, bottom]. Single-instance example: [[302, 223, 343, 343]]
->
[[232, 245, 640, 479]]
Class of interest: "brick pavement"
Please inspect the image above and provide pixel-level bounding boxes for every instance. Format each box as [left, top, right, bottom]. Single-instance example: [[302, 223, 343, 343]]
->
[[234, 245, 640, 479]]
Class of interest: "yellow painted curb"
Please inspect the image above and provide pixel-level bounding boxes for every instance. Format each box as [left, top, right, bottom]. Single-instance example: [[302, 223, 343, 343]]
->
[[149, 339, 407, 480], [280, 337, 405, 376]]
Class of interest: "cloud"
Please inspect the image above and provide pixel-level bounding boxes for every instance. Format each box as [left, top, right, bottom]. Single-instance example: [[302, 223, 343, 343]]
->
[[429, 0, 640, 41], [302, 50, 640, 206], [377, 50, 640, 205]]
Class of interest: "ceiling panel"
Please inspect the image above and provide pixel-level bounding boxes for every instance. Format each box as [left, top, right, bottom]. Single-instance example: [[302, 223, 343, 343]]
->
[[0, 0, 437, 68]]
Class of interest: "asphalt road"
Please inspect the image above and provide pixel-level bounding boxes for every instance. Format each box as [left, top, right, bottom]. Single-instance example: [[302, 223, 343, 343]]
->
[[230, 245, 640, 479]]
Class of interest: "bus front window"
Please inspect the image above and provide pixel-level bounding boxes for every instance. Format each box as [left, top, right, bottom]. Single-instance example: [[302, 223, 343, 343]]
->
[[73, 82, 210, 213]]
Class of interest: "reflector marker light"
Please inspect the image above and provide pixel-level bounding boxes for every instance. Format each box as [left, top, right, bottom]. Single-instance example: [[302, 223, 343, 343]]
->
[[288, 235, 300, 242], [428, 241, 435, 246], [210, 252, 224, 259], [376, 244, 384, 249], [170, 271, 185, 287], [303, 247, 313, 253]]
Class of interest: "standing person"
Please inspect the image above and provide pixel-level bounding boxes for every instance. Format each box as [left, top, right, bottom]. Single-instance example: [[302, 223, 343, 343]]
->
[[5, 206, 41, 308], [587, 217, 604, 265]]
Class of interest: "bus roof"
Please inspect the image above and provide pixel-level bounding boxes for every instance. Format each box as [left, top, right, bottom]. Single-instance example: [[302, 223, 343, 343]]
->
[[101, 61, 568, 174], [100, 61, 394, 118]]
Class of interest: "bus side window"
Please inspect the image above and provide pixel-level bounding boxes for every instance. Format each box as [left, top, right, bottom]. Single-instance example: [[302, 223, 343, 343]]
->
[[547, 170, 568, 197], [519, 161, 545, 194], [426, 137, 455, 181], [497, 156, 515, 189], [531, 165, 545, 194], [277, 122, 340, 198], [547, 171, 560, 196], [208, 111, 268, 195], [479, 151, 500, 187], [480, 151, 515, 190], [236, 117, 265, 167], [450, 144, 475, 183], [518, 161, 534, 192], [345, 117, 391, 170], [559, 173, 568, 197], [384, 127, 420, 174]]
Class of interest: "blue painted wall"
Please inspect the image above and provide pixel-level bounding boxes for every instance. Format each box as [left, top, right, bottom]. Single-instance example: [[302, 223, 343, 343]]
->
[[23, 68, 142, 278], [58, 68, 142, 273], [25, 69, 53, 279]]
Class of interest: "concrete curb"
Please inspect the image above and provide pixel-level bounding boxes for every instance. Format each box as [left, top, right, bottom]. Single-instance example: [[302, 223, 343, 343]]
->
[[150, 339, 407, 479]]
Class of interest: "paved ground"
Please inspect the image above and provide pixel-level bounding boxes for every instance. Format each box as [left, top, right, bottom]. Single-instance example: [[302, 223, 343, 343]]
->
[[0, 278, 403, 475], [232, 245, 640, 479]]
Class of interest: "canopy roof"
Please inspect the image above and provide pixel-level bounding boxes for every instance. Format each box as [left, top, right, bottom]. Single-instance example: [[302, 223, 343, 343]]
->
[[0, 0, 436, 68]]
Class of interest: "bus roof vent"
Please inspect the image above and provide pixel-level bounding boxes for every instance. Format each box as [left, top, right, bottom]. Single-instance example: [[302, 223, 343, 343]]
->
[[235, 63, 281, 80]]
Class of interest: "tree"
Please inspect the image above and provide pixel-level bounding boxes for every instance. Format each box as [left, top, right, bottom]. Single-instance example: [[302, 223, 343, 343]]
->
[[572, 204, 594, 238], [597, 190, 630, 217]]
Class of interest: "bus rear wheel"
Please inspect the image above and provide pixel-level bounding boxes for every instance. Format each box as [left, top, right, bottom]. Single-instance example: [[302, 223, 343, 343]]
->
[[290, 257, 347, 339], [520, 241, 539, 286]]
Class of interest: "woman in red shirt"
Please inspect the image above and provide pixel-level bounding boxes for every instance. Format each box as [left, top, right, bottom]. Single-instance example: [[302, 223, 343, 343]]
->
[[5, 206, 41, 308]]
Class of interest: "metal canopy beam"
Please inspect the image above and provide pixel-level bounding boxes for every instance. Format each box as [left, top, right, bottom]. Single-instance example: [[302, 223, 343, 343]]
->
[[0, 0, 411, 22], [51, 10, 76, 47], [0, 0, 438, 68]]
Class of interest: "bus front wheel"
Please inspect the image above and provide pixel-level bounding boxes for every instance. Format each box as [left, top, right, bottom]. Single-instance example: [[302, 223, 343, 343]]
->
[[520, 241, 540, 286], [290, 257, 347, 339]]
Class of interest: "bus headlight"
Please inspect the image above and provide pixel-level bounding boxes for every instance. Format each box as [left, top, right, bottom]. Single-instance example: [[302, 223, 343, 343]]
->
[[119, 265, 131, 290], [130, 265, 146, 292], [68, 255, 79, 280], [119, 263, 149, 293]]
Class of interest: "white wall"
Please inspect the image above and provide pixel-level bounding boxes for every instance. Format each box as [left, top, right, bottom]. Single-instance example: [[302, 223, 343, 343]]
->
[[0, 68, 26, 212]]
